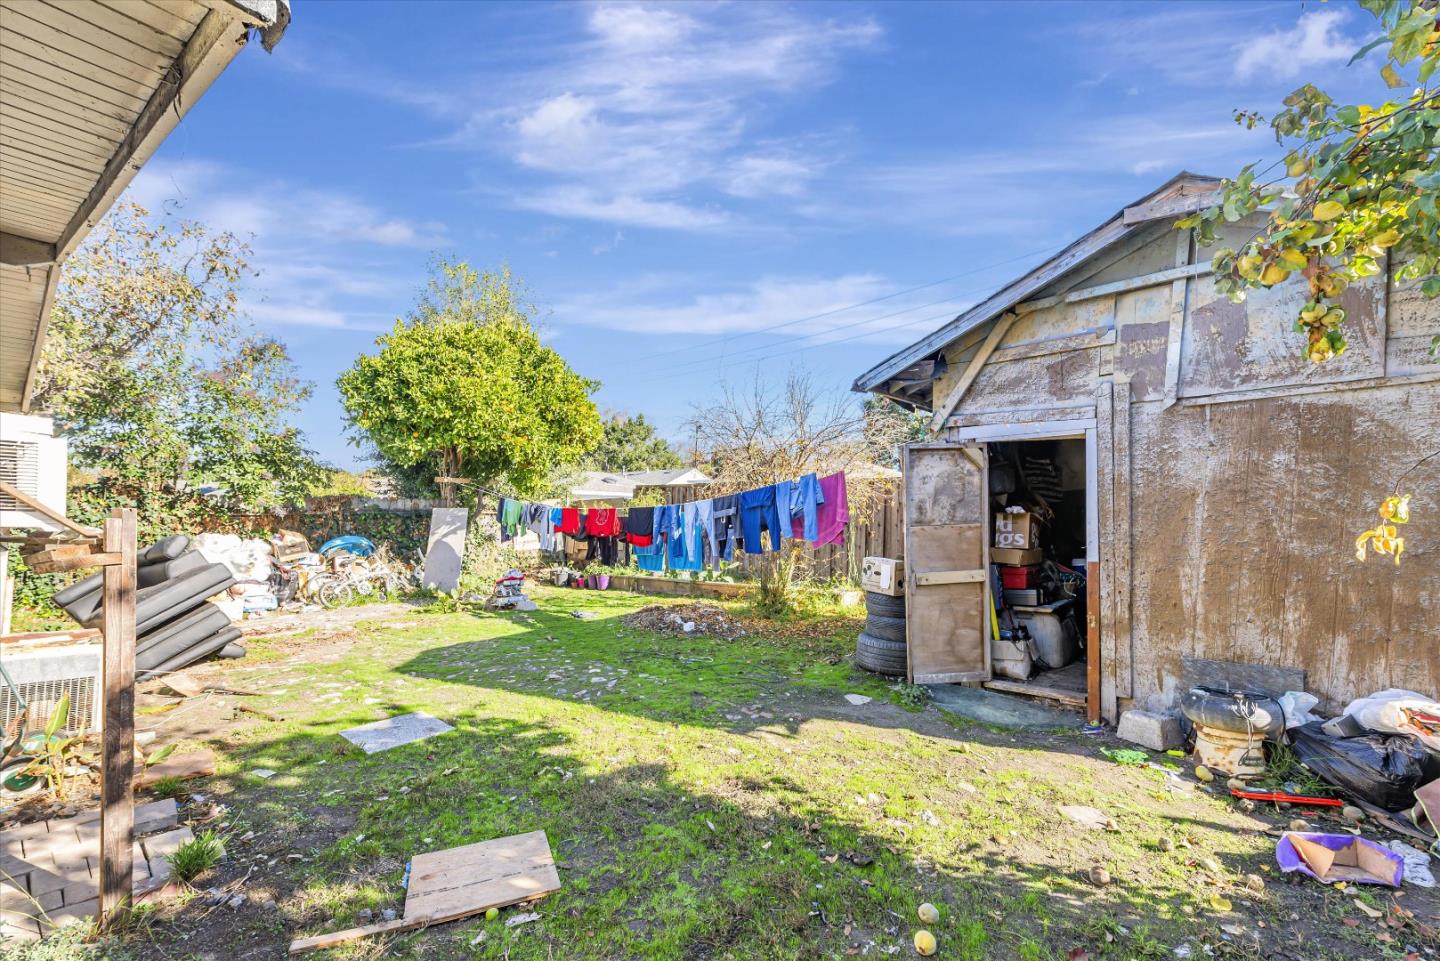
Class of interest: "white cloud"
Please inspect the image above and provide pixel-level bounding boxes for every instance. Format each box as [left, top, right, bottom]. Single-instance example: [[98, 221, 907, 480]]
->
[[512, 186, 731, 231], [122, 160, 431, 334], [1234, 10, 1357, 81], [554, 273, 966, 349], [317, 2, 880, 230]]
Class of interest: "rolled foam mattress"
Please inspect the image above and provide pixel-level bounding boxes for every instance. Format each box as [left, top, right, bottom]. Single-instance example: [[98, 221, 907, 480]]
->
[[135, 604, 231, 672], [78, 563, 234, 631], [139, 625, 243, 681], [56, 548, 208, 622]]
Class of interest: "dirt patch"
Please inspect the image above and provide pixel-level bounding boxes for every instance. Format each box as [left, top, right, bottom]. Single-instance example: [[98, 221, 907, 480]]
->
[[623, 602, 747, 640]]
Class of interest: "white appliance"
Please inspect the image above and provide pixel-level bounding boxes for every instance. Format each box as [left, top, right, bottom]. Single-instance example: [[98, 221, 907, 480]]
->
[[0, 412, 68, 530], [0, 644, 103, 734]]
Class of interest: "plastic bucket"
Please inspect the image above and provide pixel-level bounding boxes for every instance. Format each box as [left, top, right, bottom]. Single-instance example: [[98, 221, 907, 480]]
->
[[595, 574, 610, 590]]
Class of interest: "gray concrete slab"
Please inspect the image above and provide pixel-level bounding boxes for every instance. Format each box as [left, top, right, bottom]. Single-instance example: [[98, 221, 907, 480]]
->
[[925, 683, 1077, 729], [341, 711, 454, 754]]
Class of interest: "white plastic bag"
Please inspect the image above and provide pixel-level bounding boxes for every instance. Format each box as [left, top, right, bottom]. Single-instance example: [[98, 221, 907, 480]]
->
[[1343, 688, 1440, 752], [1278, 690, 1321, 729]]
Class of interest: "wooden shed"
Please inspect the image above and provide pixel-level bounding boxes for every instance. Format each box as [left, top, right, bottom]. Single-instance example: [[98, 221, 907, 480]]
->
[[854, 172, 1439, 723]]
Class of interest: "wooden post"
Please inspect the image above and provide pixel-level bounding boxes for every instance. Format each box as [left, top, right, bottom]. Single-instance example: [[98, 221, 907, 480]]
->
[[97, 507, 137, 929]]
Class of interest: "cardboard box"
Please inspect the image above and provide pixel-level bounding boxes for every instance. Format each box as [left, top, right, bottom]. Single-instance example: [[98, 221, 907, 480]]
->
[[861, 556, 905, 596], [991, 547, 1042, 566], [1279, 833, 1402, 886], [994, 511, 1037, 549]]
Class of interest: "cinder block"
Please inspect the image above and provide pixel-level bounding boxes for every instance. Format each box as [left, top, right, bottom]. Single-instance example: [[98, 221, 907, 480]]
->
[[1116, 709, 1183, 752]]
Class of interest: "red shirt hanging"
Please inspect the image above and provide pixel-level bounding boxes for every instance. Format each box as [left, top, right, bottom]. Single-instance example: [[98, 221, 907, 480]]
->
[[557, 507, 582, 535], [586, 507, 621, 536]]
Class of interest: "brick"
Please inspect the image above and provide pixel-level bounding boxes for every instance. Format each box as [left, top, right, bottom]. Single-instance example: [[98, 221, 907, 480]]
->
[[32, 889, 61, 912], [140, 827, 193, 864], [23, 867, 66, 898], [1116, 709, 1184, 752], [4, 820, 51, 845], [134, 799, 180, 835], [44, 897, 97, 930], [61, 877, 96, 906], [1, 911, 42, 942]]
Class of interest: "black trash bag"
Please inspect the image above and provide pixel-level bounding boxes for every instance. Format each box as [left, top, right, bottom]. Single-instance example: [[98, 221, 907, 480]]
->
[[1288, 720, 1440, 811]]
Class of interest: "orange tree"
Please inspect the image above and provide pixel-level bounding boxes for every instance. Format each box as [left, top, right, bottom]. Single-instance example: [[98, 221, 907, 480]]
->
[[1180, 0, 1439, 362]]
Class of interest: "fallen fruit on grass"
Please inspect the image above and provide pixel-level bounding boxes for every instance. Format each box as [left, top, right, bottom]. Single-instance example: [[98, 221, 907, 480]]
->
[[1245, 873, 1265, 894], [1288, 819, 1309, 831], [485, 907, 499, 921], [914, 930, 937, 956], [1341, 805, 1364, 823], [1157, 836, 1175, 852], [917, 902, 940, 924], [1194, 765, 1214, 782], [1088, 866, 1111, 887]]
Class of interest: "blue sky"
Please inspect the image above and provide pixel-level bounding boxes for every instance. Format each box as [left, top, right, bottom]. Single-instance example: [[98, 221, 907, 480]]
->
[[123, 0, 1391, 469]]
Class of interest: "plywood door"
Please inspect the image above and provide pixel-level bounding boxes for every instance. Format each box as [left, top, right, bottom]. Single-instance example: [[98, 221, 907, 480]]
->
[[903, 443, 989, 684]]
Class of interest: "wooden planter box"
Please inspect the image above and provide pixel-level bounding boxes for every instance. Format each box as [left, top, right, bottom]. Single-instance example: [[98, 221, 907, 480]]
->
[[605, 575, 753, 599]]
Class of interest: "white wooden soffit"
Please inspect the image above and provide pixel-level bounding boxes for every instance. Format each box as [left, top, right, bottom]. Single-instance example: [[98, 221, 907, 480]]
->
[[928, 312, 1018, 432]]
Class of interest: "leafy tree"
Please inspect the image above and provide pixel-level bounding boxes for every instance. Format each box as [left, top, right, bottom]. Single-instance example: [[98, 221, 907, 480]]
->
[[311, 469, 376, 497], [338, 261, 602, 497], [34, 202, 324, 527], [584, 413, 683, 473], [1180, 0, 1439, 362]]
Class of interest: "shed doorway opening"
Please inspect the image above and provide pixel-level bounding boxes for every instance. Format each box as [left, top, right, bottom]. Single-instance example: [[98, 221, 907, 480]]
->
[[983, 438, 1089, 709]]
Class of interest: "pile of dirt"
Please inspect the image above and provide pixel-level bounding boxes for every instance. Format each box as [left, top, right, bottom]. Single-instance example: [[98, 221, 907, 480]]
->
[[623, 602, 747, 640]]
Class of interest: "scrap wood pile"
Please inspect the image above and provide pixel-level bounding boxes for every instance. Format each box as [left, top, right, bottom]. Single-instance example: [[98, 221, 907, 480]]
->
[[622, 602, 747, 640]]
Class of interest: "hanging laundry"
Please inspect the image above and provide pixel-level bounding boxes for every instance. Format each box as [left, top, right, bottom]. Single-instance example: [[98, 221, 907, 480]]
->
[[667, 503, 704, 571], [624, 506, 655, 547], [684, 499, 716, 566], [711, 493, 740, 568], [499, 497, 525, 541], [633, 537, 665, 572], [786, 473, 826, 543], [586, 507, 622, 537], [739, 485, 783, 553], [557, 507, 582, 535], [812, 472, 849, 546]]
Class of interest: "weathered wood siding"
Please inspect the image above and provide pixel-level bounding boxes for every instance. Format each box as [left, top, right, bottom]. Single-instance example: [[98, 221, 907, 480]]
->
[[932, 219, 1440, 717], [1126, 385, 1439, 713]]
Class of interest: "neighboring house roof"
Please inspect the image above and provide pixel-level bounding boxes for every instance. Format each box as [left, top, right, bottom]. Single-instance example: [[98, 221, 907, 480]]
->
[[568, 468, 712, 501], [0, 0, 290, 413], [852, 171, 1221, 397]]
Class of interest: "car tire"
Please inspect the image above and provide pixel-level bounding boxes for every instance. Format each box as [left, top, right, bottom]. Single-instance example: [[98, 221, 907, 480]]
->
[[856, 631, 907, 677], [864, 591, 906, 617], [864, 612, 907, 643]]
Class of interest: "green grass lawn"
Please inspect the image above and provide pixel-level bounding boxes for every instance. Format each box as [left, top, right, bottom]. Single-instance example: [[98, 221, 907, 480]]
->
[[95, 586, 1433, 961]]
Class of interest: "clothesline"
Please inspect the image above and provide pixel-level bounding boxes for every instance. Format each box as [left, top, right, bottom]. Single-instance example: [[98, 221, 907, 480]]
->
[[494, 471, 852, 573]]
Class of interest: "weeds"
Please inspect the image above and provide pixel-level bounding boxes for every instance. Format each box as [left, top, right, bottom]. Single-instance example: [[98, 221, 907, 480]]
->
[[168, 830, 224, 883]]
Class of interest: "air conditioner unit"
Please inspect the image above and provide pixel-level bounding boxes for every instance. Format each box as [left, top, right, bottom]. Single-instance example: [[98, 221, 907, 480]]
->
[[0, 412, 68, 530], [0, 644, 103, 734]]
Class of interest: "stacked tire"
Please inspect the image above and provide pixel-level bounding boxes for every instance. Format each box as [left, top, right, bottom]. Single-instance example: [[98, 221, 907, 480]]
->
[[856, 591, 906, 676]]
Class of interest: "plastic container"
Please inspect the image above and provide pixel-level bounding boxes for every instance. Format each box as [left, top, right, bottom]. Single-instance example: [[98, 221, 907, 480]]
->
[[999, 565, 1040, 590], [1011, 599, 1079, 669], [594, 574, 610, 590]]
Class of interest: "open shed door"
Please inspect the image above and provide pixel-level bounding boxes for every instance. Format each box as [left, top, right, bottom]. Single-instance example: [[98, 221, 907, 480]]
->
[[902, 442, 990, 684]]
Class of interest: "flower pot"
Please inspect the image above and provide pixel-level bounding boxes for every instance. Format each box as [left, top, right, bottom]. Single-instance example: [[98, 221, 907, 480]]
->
[[595, 574, 610, 590]]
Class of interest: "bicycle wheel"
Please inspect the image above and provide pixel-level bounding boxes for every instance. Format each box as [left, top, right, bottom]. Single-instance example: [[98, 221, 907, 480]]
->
[[317, 579, 354, 609]]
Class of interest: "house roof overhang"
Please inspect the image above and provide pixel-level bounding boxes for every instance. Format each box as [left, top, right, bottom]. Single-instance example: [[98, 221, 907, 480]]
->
[[0, 0, 290, 412], [851, 171, 1221, 400]]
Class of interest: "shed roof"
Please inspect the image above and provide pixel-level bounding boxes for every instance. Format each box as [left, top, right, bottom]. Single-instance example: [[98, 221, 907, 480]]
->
[[0, 0, 290, 412], [852, 171, 1221, 398]]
